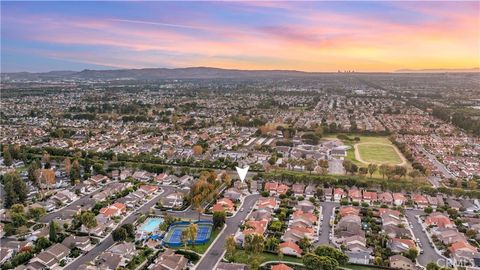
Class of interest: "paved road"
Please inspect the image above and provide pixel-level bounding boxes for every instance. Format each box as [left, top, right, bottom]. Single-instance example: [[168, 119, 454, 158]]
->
[[40, 182, 126, 223], [195, 194, 261, 270], [405, 210, 445, 267], [417, 146, 455, 179], [317, 201, 338, 245], [64, 186, 177, 270]]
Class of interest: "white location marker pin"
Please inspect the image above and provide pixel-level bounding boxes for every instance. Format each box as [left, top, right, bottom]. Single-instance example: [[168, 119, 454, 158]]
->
[[235, 165, 249, 183]]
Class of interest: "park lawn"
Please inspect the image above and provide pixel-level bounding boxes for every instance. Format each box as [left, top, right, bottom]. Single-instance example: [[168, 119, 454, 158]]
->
[[185, 227, 222, 254], [230, 250, 303, 264], [357, 143, 403, 164]]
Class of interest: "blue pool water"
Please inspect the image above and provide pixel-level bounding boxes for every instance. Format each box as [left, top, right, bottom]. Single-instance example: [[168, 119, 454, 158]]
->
[[138, 218, 164, 233]]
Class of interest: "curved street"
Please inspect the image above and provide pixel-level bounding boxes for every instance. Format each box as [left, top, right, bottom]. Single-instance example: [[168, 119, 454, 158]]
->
[[195, 193, 261, 270]]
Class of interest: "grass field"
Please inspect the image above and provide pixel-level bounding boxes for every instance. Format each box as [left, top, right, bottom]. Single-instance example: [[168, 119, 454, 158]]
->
[[323, 133, 415, 179], [230, 250, 303, 265], [356, 143, 403, 164], [324, 134, 402, 165], [229, 251, 386, 270]]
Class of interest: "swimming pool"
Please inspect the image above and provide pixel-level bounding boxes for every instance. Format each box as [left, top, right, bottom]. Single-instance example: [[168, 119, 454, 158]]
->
[[138, 217, 164, 233]]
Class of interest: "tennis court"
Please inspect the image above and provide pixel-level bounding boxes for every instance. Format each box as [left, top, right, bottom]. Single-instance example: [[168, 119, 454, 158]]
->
[[162, 221, 213, 247]]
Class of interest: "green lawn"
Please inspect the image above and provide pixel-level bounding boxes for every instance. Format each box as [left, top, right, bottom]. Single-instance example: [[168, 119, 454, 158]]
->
[[176, 227, 222, 254], [229, 251, 384, 270], [230, 250, 303, 264], [357, 143, 402, 165], [324, 133, 416, 179]]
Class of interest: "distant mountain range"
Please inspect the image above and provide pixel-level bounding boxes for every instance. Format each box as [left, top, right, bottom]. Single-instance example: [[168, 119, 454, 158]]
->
[[2, 66, 479, 81], [1, 67, 313, 81]]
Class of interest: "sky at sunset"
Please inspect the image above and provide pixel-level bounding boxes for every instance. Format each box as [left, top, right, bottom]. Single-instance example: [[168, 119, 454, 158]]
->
[[1, 1, 479, 72]]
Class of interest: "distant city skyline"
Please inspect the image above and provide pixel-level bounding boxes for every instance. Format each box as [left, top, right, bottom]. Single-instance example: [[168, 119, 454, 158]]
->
[[1, 1, 479, 72]]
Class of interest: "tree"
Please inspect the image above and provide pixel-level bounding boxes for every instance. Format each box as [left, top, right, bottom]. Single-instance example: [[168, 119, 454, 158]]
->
[[298, 237, 312, 253], [28, 161, 39, 183], [11, 204, 25, 214], [367, 163, 377, 178], [379, 164, 388, 180], [303, 253, 339, 270], [17, 225, 29, 236], [304, 158, 315, 174], [64, 158, 72, 176], [426, 262, 441, 270], [192, 145, 203, 156], [318, 160, 329, 175], [359, 167, 368, 177], [38, 169, 56, 192], [3, 145, 13, 166], [314, 245, 348, 265], [342, 160, 352, 175], [395, 166, 407, 179], [225, 235, 237, 261], [28, 207, 46, 221], [80, 211, 97, 236], [181, 228, 190, 250], [49, 221, 58, 242], [244, 234, 265, 257], [121, 223, 135, 239], [41, 151, 51, 166], [213, 211, 226, 229], [10, 214, 27, 231], [191, 195, 204, 221], [187, 223, 198, 247], [466, 229, 477, 239], [70, 159, 81, 184], [265, 236, 280, 252], [3, 172, 27, 208], [112, 227, 128, 242], [404, 248, 418, 261], [35, 237, 51, 252], [424, 207, 433, 214]]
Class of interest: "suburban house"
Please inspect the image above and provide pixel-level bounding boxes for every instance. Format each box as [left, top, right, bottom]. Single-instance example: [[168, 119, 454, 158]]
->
[[393, 193, 406, 206], [257, 197, 278, 210], [89, 174, 109, 186], [30, 243, 70, 269], [336, 215, 363, 238], [389, 255, 415, 270], [333, 188, 346, 202], [291, 184, 305, 197], [212, 198, 235, 214], [425, 212, 455, 229], [278, 241, 303, 257], [448, 240, 479, 263], [389, 238, 416, 253], [150, 248, 188, 270], [62, 235, 92, 251]]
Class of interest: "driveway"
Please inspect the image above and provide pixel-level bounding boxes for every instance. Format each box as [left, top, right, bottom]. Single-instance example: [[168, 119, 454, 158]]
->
[[195, 194, 261, 270]]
